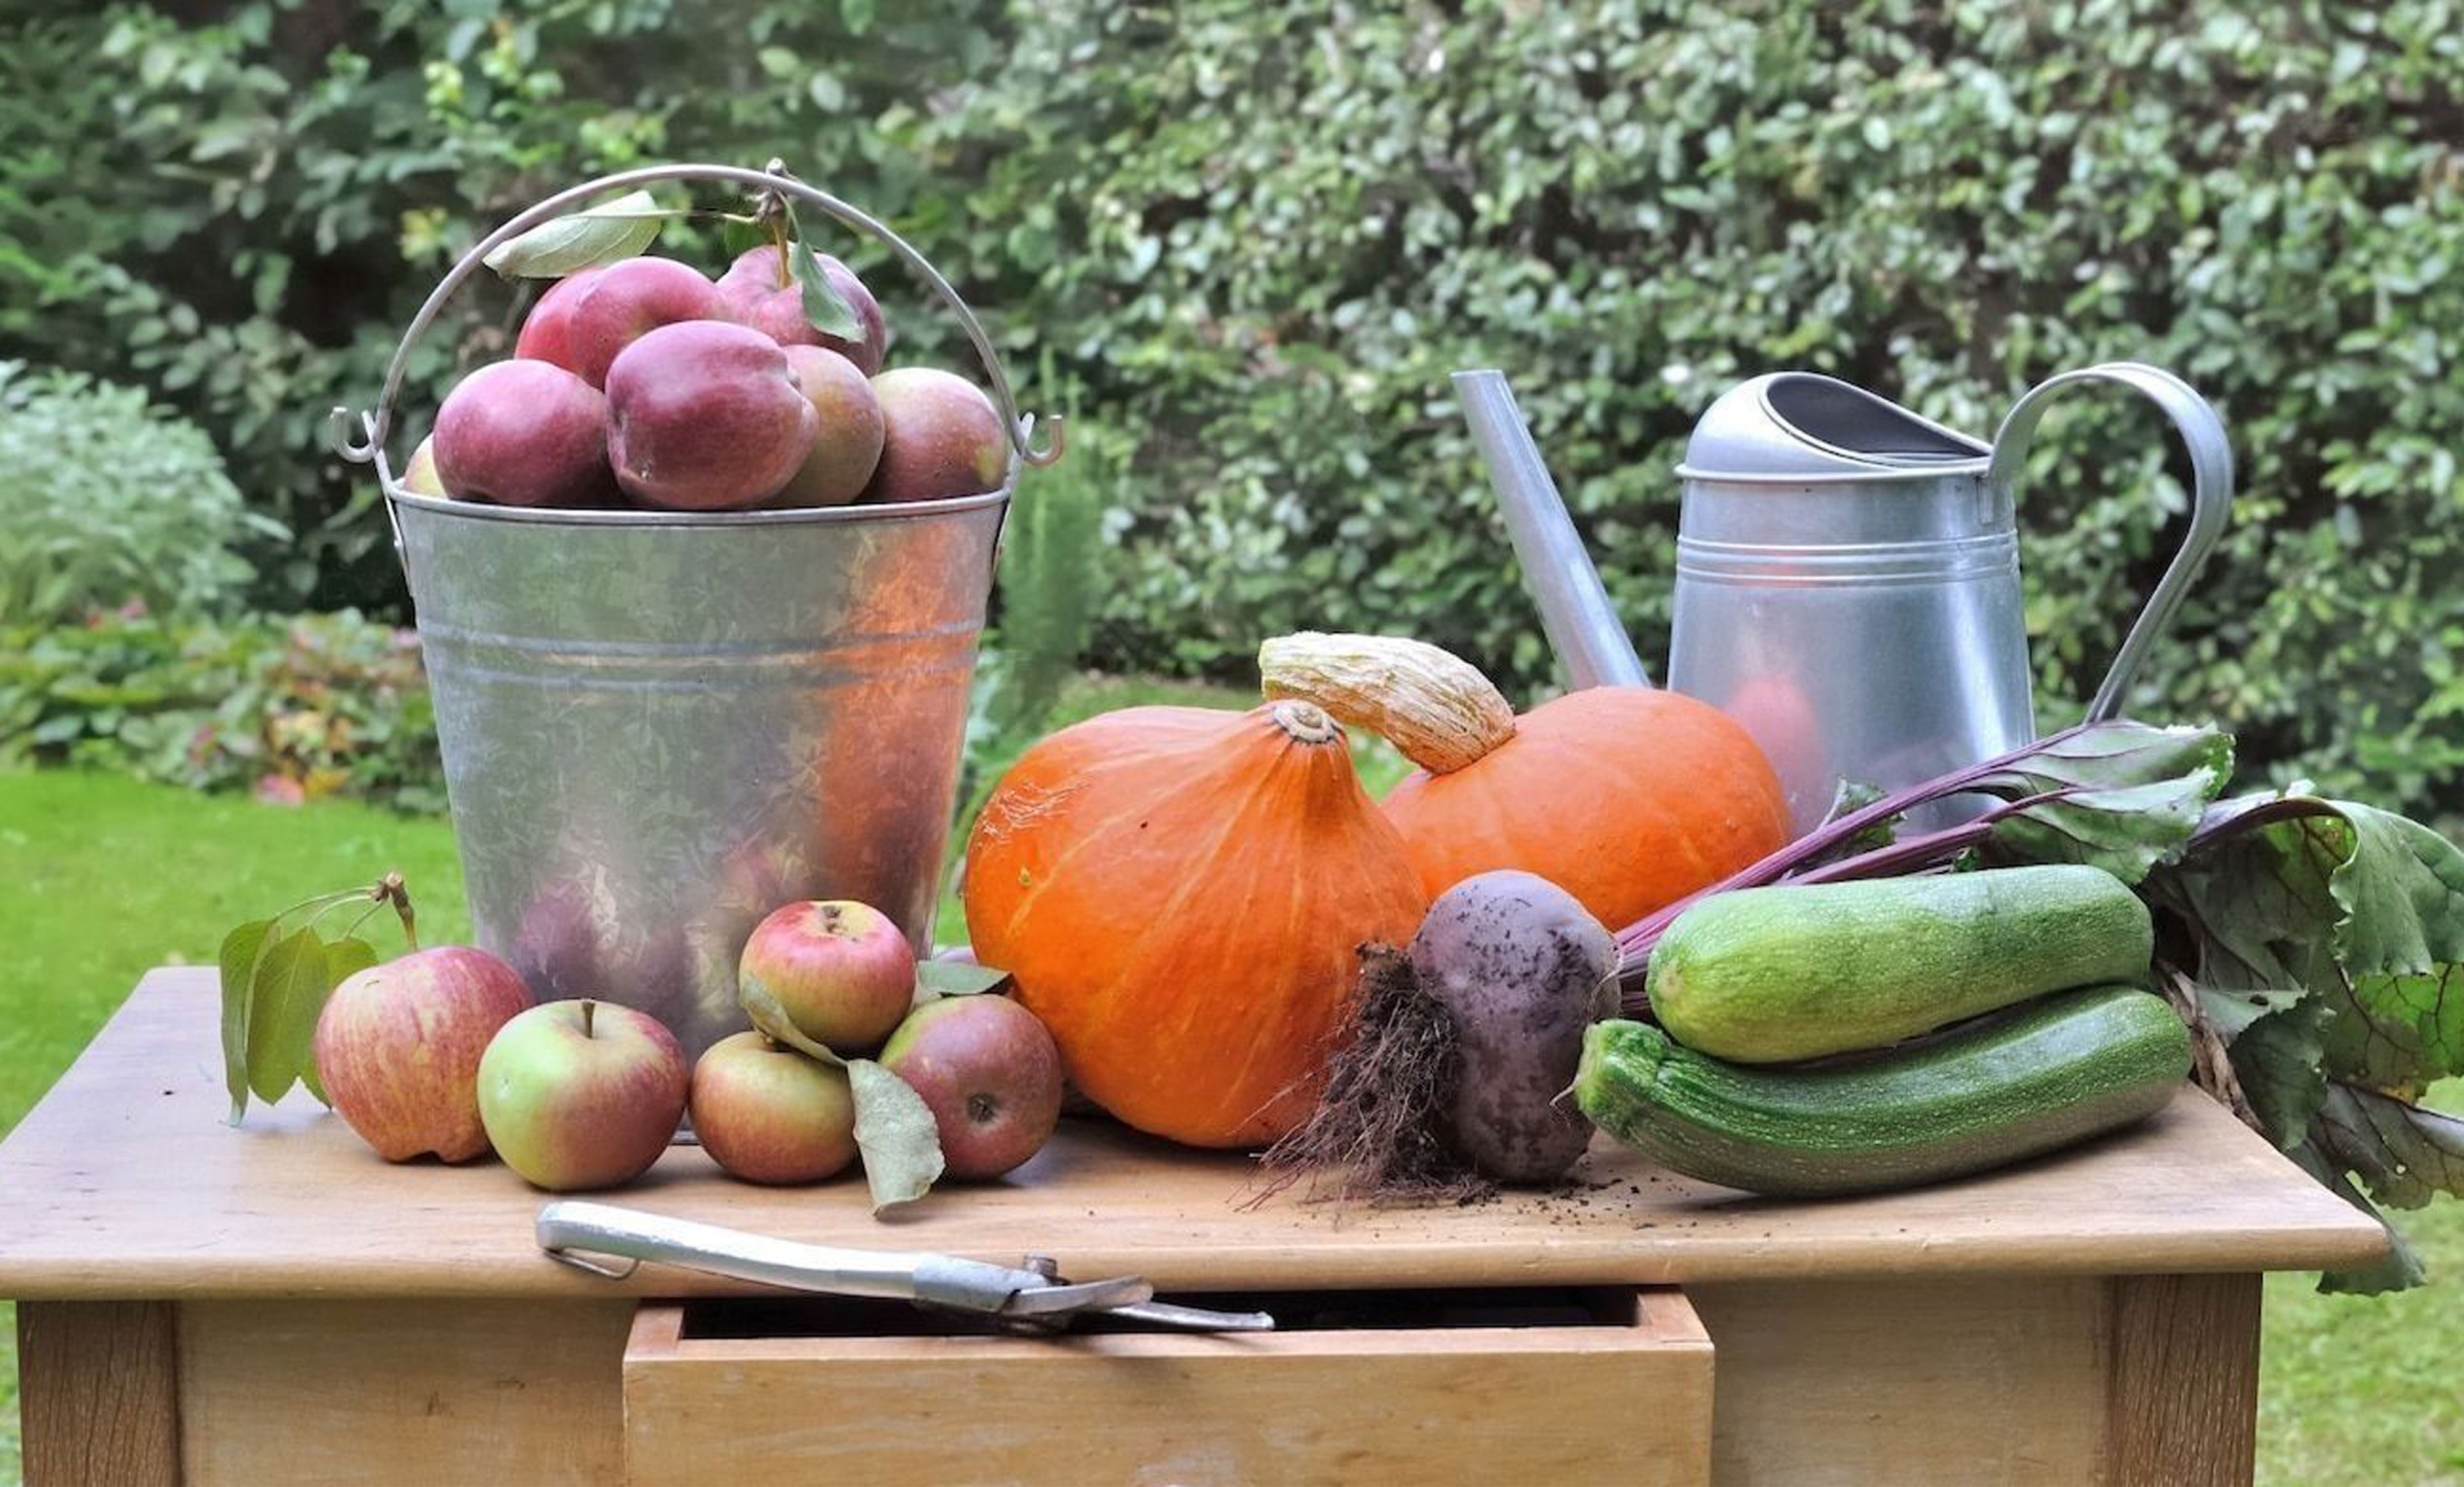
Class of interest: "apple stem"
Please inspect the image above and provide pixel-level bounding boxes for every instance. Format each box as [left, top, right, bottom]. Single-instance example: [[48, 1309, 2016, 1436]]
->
[[581, 999, 597, 1039], [375, 870, 419, 952]]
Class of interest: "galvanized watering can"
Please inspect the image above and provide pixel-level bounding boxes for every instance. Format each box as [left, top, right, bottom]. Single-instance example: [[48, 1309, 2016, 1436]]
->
[[329, 163, 1061, 1058], [1459, 363, 2232, 837]]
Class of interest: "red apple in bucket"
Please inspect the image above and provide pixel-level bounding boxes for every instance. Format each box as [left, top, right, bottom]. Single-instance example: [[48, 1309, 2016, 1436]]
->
[[689, 1031, 858, 1185], [880, 994, 1063, 1180], [605, 320, 819, 510], [739, 899, 917, 1055], [430, 359, 616, 508], [312, 946, 534, 1162], [714, 244, 887, 375], [513, 265, 606, 376], [561, 255, 723, 387], [477, 999, 688, 1191]]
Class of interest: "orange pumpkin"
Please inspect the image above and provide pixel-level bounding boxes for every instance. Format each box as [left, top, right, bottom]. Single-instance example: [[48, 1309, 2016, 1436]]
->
[[1260, 633, 1791, 931], [962, 700, 1427, 1148]]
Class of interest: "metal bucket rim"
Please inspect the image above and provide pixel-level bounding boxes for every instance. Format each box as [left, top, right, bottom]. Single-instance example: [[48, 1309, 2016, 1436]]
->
[[1672, 463, 1987, 486], [381, 469, 1013, 529]]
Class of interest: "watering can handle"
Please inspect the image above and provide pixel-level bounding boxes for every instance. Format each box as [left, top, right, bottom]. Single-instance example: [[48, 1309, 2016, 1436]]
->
[[324, 161, 1062, 487], [1986, 362, 2233, 723]]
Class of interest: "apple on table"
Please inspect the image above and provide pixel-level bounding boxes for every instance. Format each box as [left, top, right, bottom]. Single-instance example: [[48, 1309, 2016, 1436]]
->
[[312, 945, 533, 1163], [689, 1031, 857, 1185], [738, 899, 918, 1056], [881, 992, 1064, 1181], [477, 999, 689, 1192]]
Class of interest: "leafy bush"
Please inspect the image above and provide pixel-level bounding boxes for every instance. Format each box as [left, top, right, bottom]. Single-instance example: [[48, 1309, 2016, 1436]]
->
[[0, 611, 442, 812], [0, 362, 283, 626], [2, 1, 2460, 824]]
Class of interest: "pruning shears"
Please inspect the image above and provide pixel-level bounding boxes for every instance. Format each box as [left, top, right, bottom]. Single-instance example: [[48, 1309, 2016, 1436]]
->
[[535, 1201, 1274, 1334]]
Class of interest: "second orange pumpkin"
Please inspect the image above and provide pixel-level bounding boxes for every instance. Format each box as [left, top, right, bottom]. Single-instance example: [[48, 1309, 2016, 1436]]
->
[[1262, 633, 1791, 931]]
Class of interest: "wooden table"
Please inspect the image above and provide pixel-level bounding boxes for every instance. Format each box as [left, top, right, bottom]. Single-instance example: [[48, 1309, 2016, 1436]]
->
[[1, 971, 2386, 1486]]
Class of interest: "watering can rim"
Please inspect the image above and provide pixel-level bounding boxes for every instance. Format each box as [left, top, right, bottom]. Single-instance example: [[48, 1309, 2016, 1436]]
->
[[1675, 370, 1991, 485]]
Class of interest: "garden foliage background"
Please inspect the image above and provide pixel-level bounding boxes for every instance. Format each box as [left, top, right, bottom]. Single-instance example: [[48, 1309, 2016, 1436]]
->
[[3, 0, 2462, 827]]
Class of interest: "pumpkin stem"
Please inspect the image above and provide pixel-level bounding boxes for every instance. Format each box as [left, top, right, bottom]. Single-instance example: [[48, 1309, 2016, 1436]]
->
[[1266, 698, 1342, 745], [1258, 633, 1517, 774]]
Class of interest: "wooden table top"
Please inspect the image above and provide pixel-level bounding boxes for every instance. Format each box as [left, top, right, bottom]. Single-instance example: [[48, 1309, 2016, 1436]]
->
[[0, 970, 2386, 1299]]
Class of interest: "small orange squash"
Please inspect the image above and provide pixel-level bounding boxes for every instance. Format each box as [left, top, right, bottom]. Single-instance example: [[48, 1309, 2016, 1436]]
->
[[1260, 633, 1791, 931], [962, 700, 1427, 1148]]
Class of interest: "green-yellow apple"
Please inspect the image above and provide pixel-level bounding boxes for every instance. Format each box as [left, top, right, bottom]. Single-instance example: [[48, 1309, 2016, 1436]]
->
[[476, 999, 687, 1191], [688, 1031, 857, 1185], [399, 435, 447, 498], [739, 899, 917, 1055], [879, 995, 1063, 1180], [312, 946, 533, 1163]]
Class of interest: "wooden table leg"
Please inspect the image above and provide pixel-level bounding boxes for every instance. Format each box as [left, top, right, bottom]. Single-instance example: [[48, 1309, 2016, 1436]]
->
[[2102, 1272, 2261, 1486], [17, 1300, 182, 1486]]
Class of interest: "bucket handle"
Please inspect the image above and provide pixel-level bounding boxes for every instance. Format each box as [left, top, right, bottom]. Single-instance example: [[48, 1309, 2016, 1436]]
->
[[1986, 362, 2233, 723], [325, 161, 1063, 483]]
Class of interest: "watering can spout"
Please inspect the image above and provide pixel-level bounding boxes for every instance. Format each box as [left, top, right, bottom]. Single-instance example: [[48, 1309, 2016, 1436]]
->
[[1452, 369, 1651, 691]]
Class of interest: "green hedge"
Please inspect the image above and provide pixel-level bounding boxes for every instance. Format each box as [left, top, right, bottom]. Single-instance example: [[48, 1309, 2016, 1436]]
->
[[3, 1, 2459, 822]]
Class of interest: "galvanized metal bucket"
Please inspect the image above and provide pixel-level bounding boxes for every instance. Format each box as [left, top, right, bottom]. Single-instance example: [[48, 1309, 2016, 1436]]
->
[[328, 163, 1061, 1057]]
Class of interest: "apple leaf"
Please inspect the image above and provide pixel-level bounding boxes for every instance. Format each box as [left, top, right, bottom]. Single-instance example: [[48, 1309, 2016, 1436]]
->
[[782, 203, 863, 339], [848, 1058, 944, 1211], [243, 928, 331, 1105], [739, 974, 846, 1067], [217, 918, 276, 1124], [915, 959, 1010, 999], [482, 190, 668, 279], [217, 876, 423, 1125]]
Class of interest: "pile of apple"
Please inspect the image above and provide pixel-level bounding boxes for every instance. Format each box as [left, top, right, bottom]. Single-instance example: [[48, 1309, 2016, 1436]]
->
[[311, 899, 1064, 1192], [400, 246, 1008, 512]]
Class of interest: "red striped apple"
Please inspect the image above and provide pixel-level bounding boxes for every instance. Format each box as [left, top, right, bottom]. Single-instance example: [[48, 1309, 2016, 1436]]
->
[[738, 900, 917, 1055], [312, 946, 533, 1163]]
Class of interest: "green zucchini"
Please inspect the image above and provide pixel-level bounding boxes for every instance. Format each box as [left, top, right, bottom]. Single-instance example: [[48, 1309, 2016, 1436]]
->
[[1648, 864, 2152, 1063], [1574, 985, 2191, 1197]]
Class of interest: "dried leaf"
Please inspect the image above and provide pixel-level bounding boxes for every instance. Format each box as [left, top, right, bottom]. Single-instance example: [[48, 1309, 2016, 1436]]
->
[[217, 918, 275, 1123], [916, 959, 1009, 998], [482, 190, 668, 279], [848, 1058, 944, 1211], [739, 974, 846, 1067]]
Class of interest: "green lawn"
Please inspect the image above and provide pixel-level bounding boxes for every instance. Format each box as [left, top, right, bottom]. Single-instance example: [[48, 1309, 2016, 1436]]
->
[[1, 759, 2457, 1485]]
